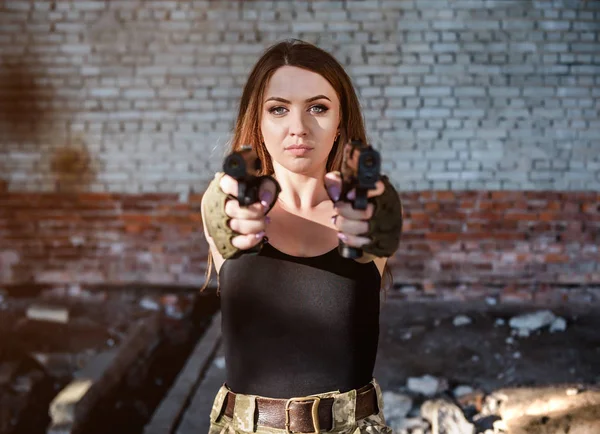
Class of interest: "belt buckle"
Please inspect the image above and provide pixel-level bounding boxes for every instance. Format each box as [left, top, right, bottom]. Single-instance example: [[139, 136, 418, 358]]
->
[[285, 396, 321, 434]]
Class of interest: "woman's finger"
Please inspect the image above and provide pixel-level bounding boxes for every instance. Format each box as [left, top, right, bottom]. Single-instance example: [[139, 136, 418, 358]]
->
[[334, 201, 374, 220], [225, 199, 266, 220], [334, 215, 369, 236], [346, 180, 385, 200], [231, 232, 265, 250], [219, 173, 239, 197], [324, 171, 342, 201], [228, 218, 267, 235], [337, 232, 371, 248], [258, 177, 278, 210]]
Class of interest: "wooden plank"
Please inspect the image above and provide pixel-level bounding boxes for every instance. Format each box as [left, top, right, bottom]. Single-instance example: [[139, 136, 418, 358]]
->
[[48, 314, 160, 434], [176, 341, 225, 434], [145, 311, 222, 434]]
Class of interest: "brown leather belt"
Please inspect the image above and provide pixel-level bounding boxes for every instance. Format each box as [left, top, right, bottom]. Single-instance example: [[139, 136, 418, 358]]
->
[[223, 383, 378, 433]]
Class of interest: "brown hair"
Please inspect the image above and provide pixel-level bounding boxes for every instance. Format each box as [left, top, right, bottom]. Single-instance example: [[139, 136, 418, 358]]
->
[[201, 39, 393, 294]]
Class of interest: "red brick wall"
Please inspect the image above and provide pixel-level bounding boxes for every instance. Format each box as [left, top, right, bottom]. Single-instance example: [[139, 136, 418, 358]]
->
[[2, 190, 598, 292], [1, 1, 599, 297]]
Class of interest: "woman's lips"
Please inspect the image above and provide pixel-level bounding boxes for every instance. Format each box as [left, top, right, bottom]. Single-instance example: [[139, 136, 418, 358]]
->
[[285, 145, 313, 156]]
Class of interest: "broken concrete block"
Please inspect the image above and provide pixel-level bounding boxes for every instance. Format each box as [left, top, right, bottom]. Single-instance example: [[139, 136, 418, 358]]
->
[[49, 379, 93, 426], [407, 375, 447, 397], [212, 356, 225, 369], [453, 315, 472, 327], [26, 304, 69, 323], [453, 385, 474, 398], [549, 317, 567, 333], [48, 315, 159, 433], [508, 310, 556, 333], [382, 391, 413, 428], [421, 398, 475, 434]]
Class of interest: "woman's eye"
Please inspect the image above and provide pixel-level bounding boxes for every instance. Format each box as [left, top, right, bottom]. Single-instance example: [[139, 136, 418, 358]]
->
[[267, 105, 328, 116], [268, 106, 287, 115], [310, 104, 328, 114]]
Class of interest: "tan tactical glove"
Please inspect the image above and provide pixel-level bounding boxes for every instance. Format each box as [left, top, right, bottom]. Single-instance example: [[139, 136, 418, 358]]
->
[[203, 172, 280, 259]]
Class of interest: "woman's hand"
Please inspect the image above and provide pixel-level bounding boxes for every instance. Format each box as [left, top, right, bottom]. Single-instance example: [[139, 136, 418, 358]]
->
[[324, 171, 385, 249], [218, 173, 278, 250]]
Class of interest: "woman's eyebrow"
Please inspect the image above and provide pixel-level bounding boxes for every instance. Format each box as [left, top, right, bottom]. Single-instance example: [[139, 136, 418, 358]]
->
[[264, 95, 332, 103]]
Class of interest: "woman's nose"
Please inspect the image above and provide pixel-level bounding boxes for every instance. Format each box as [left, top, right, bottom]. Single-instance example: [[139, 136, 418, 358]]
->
[[288, 111, 308, 137]]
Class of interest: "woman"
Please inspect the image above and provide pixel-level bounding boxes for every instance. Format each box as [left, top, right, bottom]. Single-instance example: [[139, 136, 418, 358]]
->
[[201, 39, 402, 434]]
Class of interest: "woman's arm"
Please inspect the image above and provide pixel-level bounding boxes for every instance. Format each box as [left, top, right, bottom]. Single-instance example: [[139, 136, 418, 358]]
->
[[201, 191, 226, 275], [354, 254, 387, 276]]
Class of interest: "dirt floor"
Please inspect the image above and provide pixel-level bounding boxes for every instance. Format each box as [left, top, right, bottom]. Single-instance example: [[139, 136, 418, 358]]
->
[[374, 297, 600, 393], [0, 285, 218, 434], [373, 296, 600, 433], [2, 286, 599, 434]]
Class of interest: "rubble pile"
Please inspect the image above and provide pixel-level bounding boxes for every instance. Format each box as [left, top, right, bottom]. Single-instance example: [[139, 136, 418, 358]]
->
[[0, 285, 199, 434], [379, 309, 600, 434]]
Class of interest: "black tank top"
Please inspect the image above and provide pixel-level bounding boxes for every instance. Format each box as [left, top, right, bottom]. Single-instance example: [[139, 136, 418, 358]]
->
[[219, 241, 381, 399]]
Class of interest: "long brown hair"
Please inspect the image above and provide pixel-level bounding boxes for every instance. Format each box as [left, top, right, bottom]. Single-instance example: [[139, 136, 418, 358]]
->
[[201, 39, 393, 294]]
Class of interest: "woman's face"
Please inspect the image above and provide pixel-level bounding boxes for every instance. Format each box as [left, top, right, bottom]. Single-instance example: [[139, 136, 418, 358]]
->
[[260, 66, 341, 175]]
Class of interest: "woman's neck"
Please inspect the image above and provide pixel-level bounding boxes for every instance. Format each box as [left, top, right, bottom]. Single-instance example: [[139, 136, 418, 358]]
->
[[272, 164, 330, 212]]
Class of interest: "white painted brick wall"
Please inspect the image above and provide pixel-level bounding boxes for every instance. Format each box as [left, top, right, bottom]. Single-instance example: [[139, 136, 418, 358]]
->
[[0, 0, 598, 193]]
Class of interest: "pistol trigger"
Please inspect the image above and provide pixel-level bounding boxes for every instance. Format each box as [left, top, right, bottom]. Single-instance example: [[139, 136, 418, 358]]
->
[[237, 182, 248, 206]]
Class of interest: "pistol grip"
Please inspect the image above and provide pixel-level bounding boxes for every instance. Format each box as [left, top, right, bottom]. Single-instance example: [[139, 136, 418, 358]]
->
[[352, 187, 369, 210], [338, 242, 363, 259]]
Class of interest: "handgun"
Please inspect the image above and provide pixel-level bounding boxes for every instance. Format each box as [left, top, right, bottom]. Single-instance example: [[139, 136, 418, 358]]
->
[[339, 139, 381, 259], [223, 144, 263, 207]]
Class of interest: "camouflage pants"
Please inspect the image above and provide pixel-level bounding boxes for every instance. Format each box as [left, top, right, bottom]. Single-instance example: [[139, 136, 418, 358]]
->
[[208, 378, 392, 434]]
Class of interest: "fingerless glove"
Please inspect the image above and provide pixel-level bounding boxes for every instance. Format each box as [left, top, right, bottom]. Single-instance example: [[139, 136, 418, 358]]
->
[[203, 172, 280, 259], [361, 175, 403, 258]]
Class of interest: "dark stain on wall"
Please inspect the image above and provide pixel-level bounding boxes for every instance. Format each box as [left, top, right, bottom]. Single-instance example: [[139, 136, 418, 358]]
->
[[0, 60, 57, 146], [49, 136, 97, 192]]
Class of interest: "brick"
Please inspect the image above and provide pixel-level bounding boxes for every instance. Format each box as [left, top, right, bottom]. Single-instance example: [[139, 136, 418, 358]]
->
[[384, 109, 418, 119], [539, 20, 571, 31], [419, 87, 452, 97], [1, 0, 599, 288], [455, 87, 487, 97], [419, 108, 451, 118], [291, 22, 325, 32], [123, 89, 156, 99], [326, 22, 360, 31], [572, 43, 600, 53], [384, 86, 417, 96]]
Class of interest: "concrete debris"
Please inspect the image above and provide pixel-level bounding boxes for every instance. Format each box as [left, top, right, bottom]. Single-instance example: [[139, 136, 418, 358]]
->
[[26, 304, 69, 323], [452, 315, 472, 327], [453, 385, 474, 398], [493, 418, 508, 432], [421, 398, 475, 434], [382, 391, 413, 426], [485, 297, 497, 306], [494, 318, 505, 327], [50, 378, 94, 426], [514, 328, 530, 338], [407, 375, 448, 397], [566, 386, 584, 396], [139, 297, 160, 311], [395, 416, 430, 432], [479, 386, 600, 434], [213, 356, 226, 369], [480, 391, 508, 416], [508, 310, 556, 333], [549, 317, 567, 332]]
